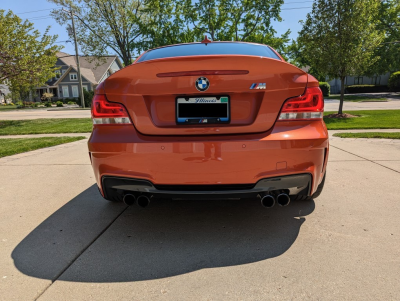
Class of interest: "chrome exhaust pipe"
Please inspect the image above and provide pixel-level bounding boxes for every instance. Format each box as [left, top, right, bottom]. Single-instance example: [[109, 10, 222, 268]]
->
[[260, 195, 275, 208], [136, 195, 151, 208], [123, 194, 136, 206], [276, 193, 290, 207]]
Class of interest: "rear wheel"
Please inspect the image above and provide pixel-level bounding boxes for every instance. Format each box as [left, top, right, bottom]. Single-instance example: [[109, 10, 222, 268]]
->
[[291, 172, 326, 202]]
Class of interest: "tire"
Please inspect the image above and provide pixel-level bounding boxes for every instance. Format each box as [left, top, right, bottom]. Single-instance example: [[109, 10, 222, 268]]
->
[[291, 172, 326, 202]]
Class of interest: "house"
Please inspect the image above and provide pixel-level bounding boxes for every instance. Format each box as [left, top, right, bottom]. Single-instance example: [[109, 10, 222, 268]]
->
[[300, 66, 391, 94], [32, 52, 123, 101], [0, 81, 11, 104], [327, 73, 391, 94]]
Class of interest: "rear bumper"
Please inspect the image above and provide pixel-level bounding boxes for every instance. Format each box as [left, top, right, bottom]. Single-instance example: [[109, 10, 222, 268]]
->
[[88, 120, 329, 197], [102, 174, 312, 199]]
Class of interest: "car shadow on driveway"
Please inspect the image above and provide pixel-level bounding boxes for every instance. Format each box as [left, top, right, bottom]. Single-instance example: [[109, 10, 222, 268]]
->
[[12, 185, 315, 283]]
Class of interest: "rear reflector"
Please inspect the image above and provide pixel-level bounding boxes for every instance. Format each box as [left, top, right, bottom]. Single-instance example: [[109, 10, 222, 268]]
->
[[91, 94, 131, 125], [279, 87, 324, 120], [157, 70, 249, 77]]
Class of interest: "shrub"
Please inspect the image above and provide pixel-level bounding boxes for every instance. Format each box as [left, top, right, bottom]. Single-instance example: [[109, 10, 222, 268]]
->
[[319, 82, 330, 97], [345, 85, 389, 94], [56, 101, 64, 107], [83, 89, 94, 108], [67, 101, 77, 105], [41, 92, 54, 102], [44, 102, 52, 107], [22, 101, 34, 107], [388, 71, 400, 92], [33, 102, 39, 107]]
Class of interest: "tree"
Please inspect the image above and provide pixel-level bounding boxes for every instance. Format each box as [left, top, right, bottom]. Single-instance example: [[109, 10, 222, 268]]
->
[[0, 10, 61, 98], [49, 0, 146, 66], [133, 0, 196, 51], [298, 0, 384, 115], [136, 0, 289, 54], [283, 39, 327, 81], [189, 0, 285, 42], [366, 0, 400, 75]]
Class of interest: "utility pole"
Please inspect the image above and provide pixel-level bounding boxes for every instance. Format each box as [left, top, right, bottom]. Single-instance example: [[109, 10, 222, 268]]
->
[[64, 7, 85, 108]]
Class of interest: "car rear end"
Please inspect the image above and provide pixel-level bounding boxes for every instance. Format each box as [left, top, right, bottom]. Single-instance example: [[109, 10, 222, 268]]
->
[[88, 42, 328, 206]]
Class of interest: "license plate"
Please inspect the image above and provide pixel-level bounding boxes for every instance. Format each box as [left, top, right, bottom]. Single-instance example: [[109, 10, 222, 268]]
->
[[176, 96, 230, 124]]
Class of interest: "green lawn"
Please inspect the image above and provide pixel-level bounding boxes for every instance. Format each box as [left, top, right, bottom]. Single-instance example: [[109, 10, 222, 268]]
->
[[324, 95, 388, 102], [0, 118, 92, 135], [333, 132, 400, 139], [324, 110, 400, 130], [0, 105, 19, 111], [0, 136, 86, 158]]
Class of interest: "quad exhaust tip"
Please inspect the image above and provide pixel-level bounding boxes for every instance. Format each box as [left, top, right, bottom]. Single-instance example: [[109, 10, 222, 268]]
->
[[123, 194, 136, 206], [260, 195, 275, 208], [276, 193, 290, 207], [136, 195, 151, 208]]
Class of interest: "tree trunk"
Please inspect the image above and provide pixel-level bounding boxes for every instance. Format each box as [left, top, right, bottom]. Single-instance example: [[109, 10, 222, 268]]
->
[[338, 77, 345, 114]]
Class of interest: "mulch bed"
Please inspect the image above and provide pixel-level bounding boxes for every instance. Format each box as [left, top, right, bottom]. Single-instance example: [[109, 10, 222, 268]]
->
[[324, 113, 358, 118]]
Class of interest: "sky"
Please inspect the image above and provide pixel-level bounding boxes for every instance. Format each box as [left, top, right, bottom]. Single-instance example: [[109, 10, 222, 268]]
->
[[1, 0, 314, 56]]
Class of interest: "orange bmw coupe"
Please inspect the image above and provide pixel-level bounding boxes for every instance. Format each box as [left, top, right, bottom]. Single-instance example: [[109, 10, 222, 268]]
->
[[88, 40, 328, 208]]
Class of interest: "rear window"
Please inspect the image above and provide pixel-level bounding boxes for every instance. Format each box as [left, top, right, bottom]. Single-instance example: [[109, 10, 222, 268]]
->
[[137, 42, 281, 63]]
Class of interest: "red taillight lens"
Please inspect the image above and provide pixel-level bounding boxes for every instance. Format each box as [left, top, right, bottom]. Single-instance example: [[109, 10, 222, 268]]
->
[[91, 94, 131, 124], [279, 87, 324, 120]]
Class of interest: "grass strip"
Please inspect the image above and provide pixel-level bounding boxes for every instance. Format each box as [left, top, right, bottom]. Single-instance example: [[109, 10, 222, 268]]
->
[[0, 118, 92, 135], [324, 110, 400, 130], [0, 136, 86, 158], [333, 132, 400, 139]]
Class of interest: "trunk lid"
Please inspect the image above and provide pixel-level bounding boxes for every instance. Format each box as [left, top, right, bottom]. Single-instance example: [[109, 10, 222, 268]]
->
[[104, 55, 307, 135]]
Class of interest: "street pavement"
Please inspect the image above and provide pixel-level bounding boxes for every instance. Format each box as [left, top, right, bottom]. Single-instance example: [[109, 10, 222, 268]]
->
[[1, 134, 399, 300], [1, 97, 400, 120], [0, 108, 90, 120], [324, 98, 400, 111]]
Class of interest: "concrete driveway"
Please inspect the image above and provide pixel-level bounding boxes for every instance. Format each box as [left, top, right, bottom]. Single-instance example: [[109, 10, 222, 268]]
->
[[1, 136, 399, 300]]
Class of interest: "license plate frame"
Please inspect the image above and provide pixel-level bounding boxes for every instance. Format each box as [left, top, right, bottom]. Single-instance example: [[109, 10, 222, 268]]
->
[[176, 95, 231, 125]]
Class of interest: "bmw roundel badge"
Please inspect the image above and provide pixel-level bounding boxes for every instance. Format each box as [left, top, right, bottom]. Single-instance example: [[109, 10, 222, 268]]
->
[[195, 77, 210, 92]]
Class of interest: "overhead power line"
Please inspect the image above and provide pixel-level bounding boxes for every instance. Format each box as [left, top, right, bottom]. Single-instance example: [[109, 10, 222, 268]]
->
[[14, 7, 61, 15]]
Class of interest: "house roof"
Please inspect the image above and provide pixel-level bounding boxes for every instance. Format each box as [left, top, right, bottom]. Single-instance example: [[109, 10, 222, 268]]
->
[[56, 52, 119, 84]]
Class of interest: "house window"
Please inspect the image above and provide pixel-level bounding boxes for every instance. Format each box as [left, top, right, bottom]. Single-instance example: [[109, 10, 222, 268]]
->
[[61, 69, 66, 74], [70, 73, 77, 80], [55, 71, 61, 79], [83, 85, 88, 91], [62, 86, 69, 97], [354, 77, 363, 85], [72, 86, 79, 97]]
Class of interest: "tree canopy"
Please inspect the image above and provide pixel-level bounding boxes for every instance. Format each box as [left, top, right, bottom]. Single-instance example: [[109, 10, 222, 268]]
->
[[297, 0, 384, 114], [49, 0, 290, 63], [0, 10, 61, 98], [49, 0, 146, 66], [366, 0, 400, 75]]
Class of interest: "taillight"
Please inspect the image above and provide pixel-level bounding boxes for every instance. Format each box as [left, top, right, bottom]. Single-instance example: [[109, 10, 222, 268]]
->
[[278, 87, 324, 120], [91, 94, 131, 125]]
